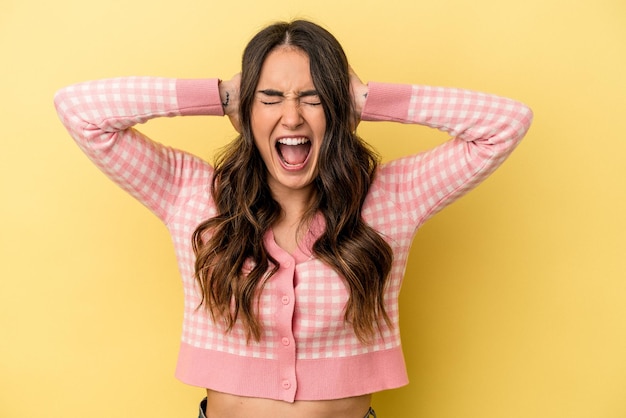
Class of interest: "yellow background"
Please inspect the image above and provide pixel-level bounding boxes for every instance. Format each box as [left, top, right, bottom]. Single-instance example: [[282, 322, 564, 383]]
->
[[2, 0, 625, 417]]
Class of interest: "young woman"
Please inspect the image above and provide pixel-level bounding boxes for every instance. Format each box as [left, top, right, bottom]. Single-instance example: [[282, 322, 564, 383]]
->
[[54, 19, 532, 418]]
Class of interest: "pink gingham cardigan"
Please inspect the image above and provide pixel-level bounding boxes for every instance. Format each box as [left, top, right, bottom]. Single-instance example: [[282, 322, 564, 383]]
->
[[54, 77, 532, 402]]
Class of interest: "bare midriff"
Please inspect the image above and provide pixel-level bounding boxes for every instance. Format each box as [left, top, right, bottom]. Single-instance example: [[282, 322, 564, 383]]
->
[[204, 389, 372, 418]]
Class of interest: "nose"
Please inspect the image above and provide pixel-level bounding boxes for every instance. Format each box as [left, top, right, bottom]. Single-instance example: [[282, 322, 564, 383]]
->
[[281, 99, 303, 130]]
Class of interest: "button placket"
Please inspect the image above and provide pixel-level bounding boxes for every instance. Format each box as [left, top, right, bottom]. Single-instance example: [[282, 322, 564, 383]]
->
[[273, 254, 297, 401]]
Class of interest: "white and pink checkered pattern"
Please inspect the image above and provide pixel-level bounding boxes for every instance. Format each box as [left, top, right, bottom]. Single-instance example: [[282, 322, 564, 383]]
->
[[54, 76, 532, 402]]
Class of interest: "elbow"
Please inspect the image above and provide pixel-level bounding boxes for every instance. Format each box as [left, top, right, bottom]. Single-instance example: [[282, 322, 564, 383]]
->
[[516, 101, 534, 137], [502, 100, 533, 147], [53, 86, 72, 121]]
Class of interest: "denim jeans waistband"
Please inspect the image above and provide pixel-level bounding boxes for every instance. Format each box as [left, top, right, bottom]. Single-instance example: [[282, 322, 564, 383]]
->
[[198, 398, 377, 418]]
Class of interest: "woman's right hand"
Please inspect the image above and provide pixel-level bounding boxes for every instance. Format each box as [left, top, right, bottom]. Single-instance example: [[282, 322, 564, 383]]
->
[[220, 73, 241, 133]]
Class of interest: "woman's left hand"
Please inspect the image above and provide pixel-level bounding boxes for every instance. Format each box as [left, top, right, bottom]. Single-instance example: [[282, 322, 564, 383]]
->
[[349, 67, 368, 130]]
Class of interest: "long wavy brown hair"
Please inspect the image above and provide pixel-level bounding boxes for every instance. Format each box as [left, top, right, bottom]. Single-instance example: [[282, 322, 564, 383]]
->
[[192, 20, 393, 343]]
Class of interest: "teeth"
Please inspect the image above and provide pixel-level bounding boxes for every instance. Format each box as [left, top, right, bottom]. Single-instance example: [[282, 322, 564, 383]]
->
[[277, 137, 309, 146]]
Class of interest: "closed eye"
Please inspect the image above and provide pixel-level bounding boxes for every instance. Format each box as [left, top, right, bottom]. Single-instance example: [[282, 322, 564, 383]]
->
[[258, 89, 283, 105], [299, 90, 321, 106], [259, 99, 321, 106], [257, 89, 322, 106]]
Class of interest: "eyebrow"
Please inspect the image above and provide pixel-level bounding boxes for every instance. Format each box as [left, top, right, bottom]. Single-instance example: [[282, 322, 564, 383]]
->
[[257, 89, 320, 98]]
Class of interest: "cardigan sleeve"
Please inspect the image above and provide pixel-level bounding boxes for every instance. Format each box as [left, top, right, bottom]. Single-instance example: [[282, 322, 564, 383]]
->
[[362, 82, 533, 227], [54, 77, 223, 224]]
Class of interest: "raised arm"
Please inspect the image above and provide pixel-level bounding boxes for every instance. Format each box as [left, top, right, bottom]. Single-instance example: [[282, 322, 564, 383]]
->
[[54, 77, 225, 223], [360, 80, 533, 226]]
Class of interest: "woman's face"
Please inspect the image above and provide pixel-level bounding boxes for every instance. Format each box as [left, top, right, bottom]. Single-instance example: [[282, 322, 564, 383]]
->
[[250, 46, 326, 198]]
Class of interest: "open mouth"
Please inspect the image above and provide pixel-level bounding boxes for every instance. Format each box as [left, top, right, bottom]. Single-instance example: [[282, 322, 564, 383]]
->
[[275, 137, 312, 168]]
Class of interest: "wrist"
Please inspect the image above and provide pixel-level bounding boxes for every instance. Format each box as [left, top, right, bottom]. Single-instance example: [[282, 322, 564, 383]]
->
[[354, 83, 369, 117], [221, 91, 230, 108], [218, 80, 230, 110]]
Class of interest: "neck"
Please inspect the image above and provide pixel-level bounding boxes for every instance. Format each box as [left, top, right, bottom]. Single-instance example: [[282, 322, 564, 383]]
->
[[267, 183, 317, 255], [268, 183, 315, 224]]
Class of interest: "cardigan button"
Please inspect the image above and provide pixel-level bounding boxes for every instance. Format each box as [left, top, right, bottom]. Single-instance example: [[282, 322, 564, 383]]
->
[[281, 337, 290, 346], [282, 380, 291, 389], [281, 296, 290, 305]]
